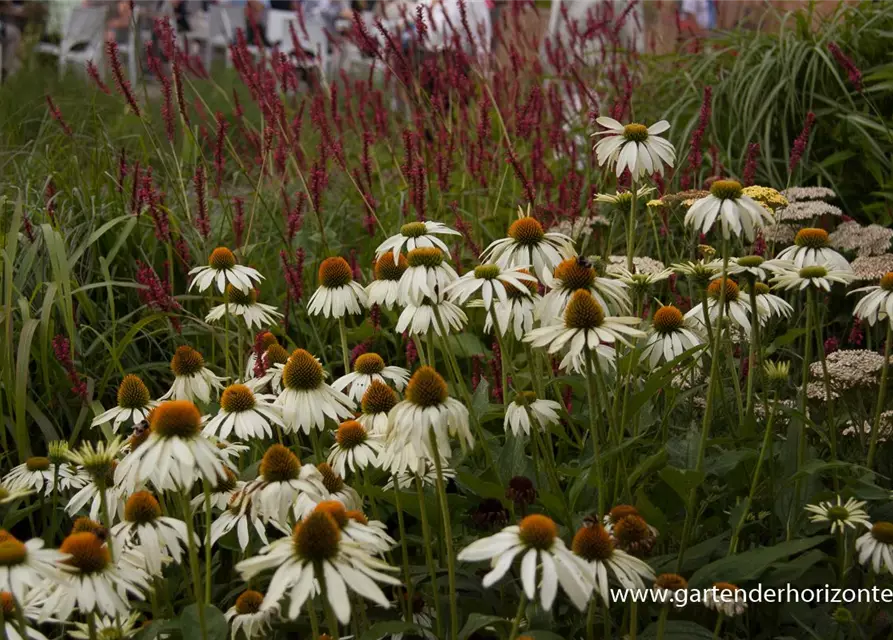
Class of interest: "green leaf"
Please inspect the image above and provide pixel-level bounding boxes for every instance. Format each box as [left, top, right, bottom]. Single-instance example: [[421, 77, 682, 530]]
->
[[360, 621, 423, 640], [641, 621, 714, 639], [658, 466, 705, 502], [688, 536, 830, 588], [458, 613, 509, 640], [179, 604, 228, 640]]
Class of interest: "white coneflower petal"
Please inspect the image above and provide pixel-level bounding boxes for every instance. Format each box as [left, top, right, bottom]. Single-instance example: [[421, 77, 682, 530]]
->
[[308, 257, 368, 319], [91, 374, 158, 431], [206, 286, 283, 330], [640, 305, 704, 368], [204, 384, 284, 441], [776, 228, 851, 272], [569, 522, 655, 604], [805, 496, 871, 534], [375, 221, 460, 263], [275, 350, 354, 434], [504, 392, 562, 437], [684, 180, 773, 242], [159, 346, 227, 404], [189, 247, 263, 294], [591, 118, 676, 179], [850, 272, 893, 326], [332, 353, 409, 403], [855, 522, 893, 574]]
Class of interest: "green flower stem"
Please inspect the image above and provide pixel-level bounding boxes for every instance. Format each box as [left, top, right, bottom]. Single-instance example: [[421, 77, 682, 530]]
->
[[627, 181, 638, 272], [178, 491, 208, 640], [655, 603, 670, 639], [413, 336, 428, 367], [729, 391, 778, 554], [586, 597, 597, 640], [868, 321, 893, 469], [677, 238, 729, 570], [745, 283, 760, 417], [429, 429, 458, 640], [393, 486, 414, 624], [414, 475, 443, 639], [48, 464, 60, 544], [812, 293, 839, 491], [308, 599, 322, 639], [712, 612, 725, 639], [789, 287, 814, 541], [585, 351, 607, 516], [316, 567, 341, 639], [489, 310, 510, 403], [97, 481, 114, 561], [509, 592, 528, 640], [204, 482, 213, 603], [338, 317, 350, 375], [224, 299, 232, 379]]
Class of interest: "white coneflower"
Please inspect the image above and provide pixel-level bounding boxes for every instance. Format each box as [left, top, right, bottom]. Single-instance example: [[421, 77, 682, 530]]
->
[[65, 438, 126, 523], [206, 286, 283, 331], [750, 282, 794, 323], [770, 263, 855, 292], [3, 456, 79, 497], [308, 257, 368, 318], [652, 573, 688, 603], [850, 272, 893, 325], [39, 531, 148, 620], [192, 466, 243, 512], [294, 463, 363, 521], [458, 514, 591, 611], [92, 374, 158, 431], [396, 299, 467, 337], [245, 444, 328, 528], [481, 269, 540, 338], [707, 255, 774, 281], [805, 496, 871, 534], [328, 420, 383, 477], [704, 582, 747, 617], [526, 290, 645, 374], [366, 253, 409, 310], [446, 263, 537, 311], [593, 185, 656, 210], [376, 221, 460, 263], [189, 247, 263, 294], [0, 482, 32, 505], [115, 400, 226, 494], [608, 266, 674, 298], [672, 259, 721, 287], [384, 460, 456, 491], [398, 248, 458, 305], [591, 118, 676, 178], [312, 501, 395, 556], [855, 522, 893, 574], [0, 530, 65, 601], [111, 491, 194, 576], [538, 257, 631, 321], [776, 228, 851, 272], [504, 392, 562, 437], [274, 349, 354, 435], [0, 591, 47, 640], [203, 384, 283, 441], [569, 522, 655, 604], [332, 353, 409, 403], [225, 590, 279, 639], [210, 491, 268, 551], [247, 343, 290, 394], [684, 180, 773, 241], [685, 278, 754, 336], [235, 510, 401, 623], [358, 380, 399, 437], [480, 204, 577, 282], [69, 612, 141, 639], [159, 345, 227, 404], [382, 367, 473, 475], [640, 305, 704, 368]]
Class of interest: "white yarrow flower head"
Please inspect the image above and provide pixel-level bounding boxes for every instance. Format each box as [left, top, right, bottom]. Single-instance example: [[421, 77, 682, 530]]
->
[[189, 246, 263, 294], [235, 510, 401, 624], [159, 345, 226, 404], [805, 496, 871, 534], [446, 263, 537, 312], [704, 582, 747, 617], [850, 272, 893, 326], [308, 257, 368, 318], [685, 278, 754, 336], [504, 392, 562, 437], [114, 400, 227, 494], [203, 384, 284, 441], [457, 514, 592, 611], [855, 522, 893, 574], [526, 290, 645, 374], [328, 420, 383, 477], [396, 299, 467, 337], [569, 522, 656, 604], [398, 248, 459, 305], [640, 305, 704, 368], [92, 374, 158, 431], [111, 491, 195, 576], [0, 529, 66, 601], [358, 380, 400, 437], [40, 531, 148, 620], [366, 252, 409, 310], [776, 228, 852, 272], [382, 366, 473, 475], [770, 263, 856, 292], [591, 118, 676, 179], [274, 349, 354, 434], [375, 220, 461, 262], [333, 353, 409, 404], [225, 589, 279, 639], [538, 257, 631, 321], [206, 286, 283, 331], [246, 444, 328, 528], [684, 180, 773, 241], [480, 205, 577, 282]]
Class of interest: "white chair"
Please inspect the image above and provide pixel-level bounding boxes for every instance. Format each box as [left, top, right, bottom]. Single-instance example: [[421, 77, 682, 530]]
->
[[204, 4, 246, 71], [266, 8, 328, 77], [35, 6, 107, 77]]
